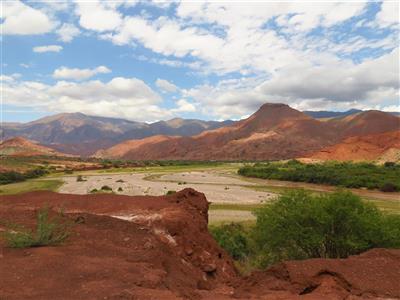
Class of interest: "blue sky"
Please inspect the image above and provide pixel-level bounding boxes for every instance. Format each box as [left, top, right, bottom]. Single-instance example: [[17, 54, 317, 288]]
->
[[1, 0, 399, 122]]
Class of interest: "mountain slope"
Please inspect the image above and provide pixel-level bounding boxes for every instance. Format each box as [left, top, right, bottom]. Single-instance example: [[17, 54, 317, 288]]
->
[[309, 131, 400, 162], [329, 110, 400, 138], [1, 113, 233, 156], [304, 109, 400, 119], [97, 103, 339, 160], [0, 137, 67, 157]]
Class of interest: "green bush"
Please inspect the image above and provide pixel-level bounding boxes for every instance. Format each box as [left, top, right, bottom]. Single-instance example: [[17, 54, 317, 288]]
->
[[210, 223, 251, 260], [380, 182, 398, 192], [253, 190, 400, 263], [166, 190, 176, 195], [0, 168, 49, 185], [238, 161, 400, 191], [3, 207, 70, 248], [118, 187, 123, 192], [76, 175, 86, 182], [101, 185, 112, 191]]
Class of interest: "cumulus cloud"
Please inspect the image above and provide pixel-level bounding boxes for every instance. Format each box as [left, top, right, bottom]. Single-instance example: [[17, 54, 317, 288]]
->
[[33, 45, 63, 53], [171, 99, 196, 113], [75, 0, 123, 32], [53, 66, 111, 80], [57, 23, 80, 42], [185, 49, 400, 119], [155, 79, 178, 93], [376, 1, 399, 27], [3, 77, 168, 121], [1, 0, 54, 35]]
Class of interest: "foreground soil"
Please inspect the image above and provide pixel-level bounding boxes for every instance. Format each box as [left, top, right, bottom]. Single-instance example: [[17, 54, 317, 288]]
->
[[1, 190, 399, 299]]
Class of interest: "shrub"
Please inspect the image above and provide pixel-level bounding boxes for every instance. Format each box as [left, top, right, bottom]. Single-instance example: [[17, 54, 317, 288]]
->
[[238, 161, 400, 191], [90, 188, 98, 193], [76, 175, 86, 182], [253, 190, 400, 263], [0, 168, 49, 185], [118, 187, 123, 192], [166, 190, 176, 195], [380, 182, 398, 192], [384, 162, 396, 168], [210, 223, 251, 260], [101, 185, 112, 191], [3, 207, 70, 248]]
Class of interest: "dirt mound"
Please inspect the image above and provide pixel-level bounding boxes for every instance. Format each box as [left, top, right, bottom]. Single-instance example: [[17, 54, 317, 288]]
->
[[0, 136, 67, 157], [1, 190, 399, 299], [0, 189, 236, 299], [234, 248, 400, 299], [309, 131, 400, 161]]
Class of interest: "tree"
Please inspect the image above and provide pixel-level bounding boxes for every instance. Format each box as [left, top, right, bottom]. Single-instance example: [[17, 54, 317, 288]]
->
[[253, 190, 400, 262]]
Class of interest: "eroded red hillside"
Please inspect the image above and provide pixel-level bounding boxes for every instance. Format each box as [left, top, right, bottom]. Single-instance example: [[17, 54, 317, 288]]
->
[[1, 189, 399, 299], [0, 137, 67, 157], [309, 130, 400, 161]]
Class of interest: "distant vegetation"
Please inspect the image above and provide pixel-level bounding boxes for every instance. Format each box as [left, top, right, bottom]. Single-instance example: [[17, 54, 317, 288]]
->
[[2, 206, 71, 248], [0, 168, 48, 185], [211, 190, 400, 271], [238, 160, 400, 192]]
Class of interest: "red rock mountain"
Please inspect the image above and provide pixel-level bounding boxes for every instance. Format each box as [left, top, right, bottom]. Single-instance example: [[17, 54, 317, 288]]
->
[[329, 110, 400, 138], [96, 104, 400, 161], [309, 130, 400, 162], [96, 103, 340, 160], [0, 137, 67, 157]]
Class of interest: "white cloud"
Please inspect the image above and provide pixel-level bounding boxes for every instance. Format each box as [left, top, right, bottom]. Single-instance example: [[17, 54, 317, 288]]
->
[[376, 1, 399, 27], [155, 78, 178, 93], [57, 23, 80, 42], [3, 77, 168, 121], [0, 75, 16, 82], [172, 99, 196, 113], [33, 45, 63, 53], [185, 49, 400, 119], [1, 0, 54, 35], [75, 0, 123, 32], [53, 66, 111, 80]]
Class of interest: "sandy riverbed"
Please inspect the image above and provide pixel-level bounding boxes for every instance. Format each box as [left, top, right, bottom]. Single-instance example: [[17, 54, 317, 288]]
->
[[59, 170, 276, 205]]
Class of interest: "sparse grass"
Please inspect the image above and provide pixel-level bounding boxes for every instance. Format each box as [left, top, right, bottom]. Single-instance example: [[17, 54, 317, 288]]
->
[[0, 179, 63, 195], [2, 207, 71, 248], [364, 198, 400, 214], [210, 203, 263, 211]]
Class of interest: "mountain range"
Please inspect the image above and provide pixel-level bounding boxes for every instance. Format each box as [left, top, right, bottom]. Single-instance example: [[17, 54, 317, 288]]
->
[[1, 104, 399, 161], [0, 113, 233, 156], [95, 103, 399, 161]]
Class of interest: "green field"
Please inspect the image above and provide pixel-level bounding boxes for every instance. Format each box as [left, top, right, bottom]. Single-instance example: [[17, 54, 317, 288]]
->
[[0, 179, 63, 195]]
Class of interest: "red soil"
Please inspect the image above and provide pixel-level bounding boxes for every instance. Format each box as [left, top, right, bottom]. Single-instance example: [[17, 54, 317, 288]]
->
[[0, 189, 399, 299]]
